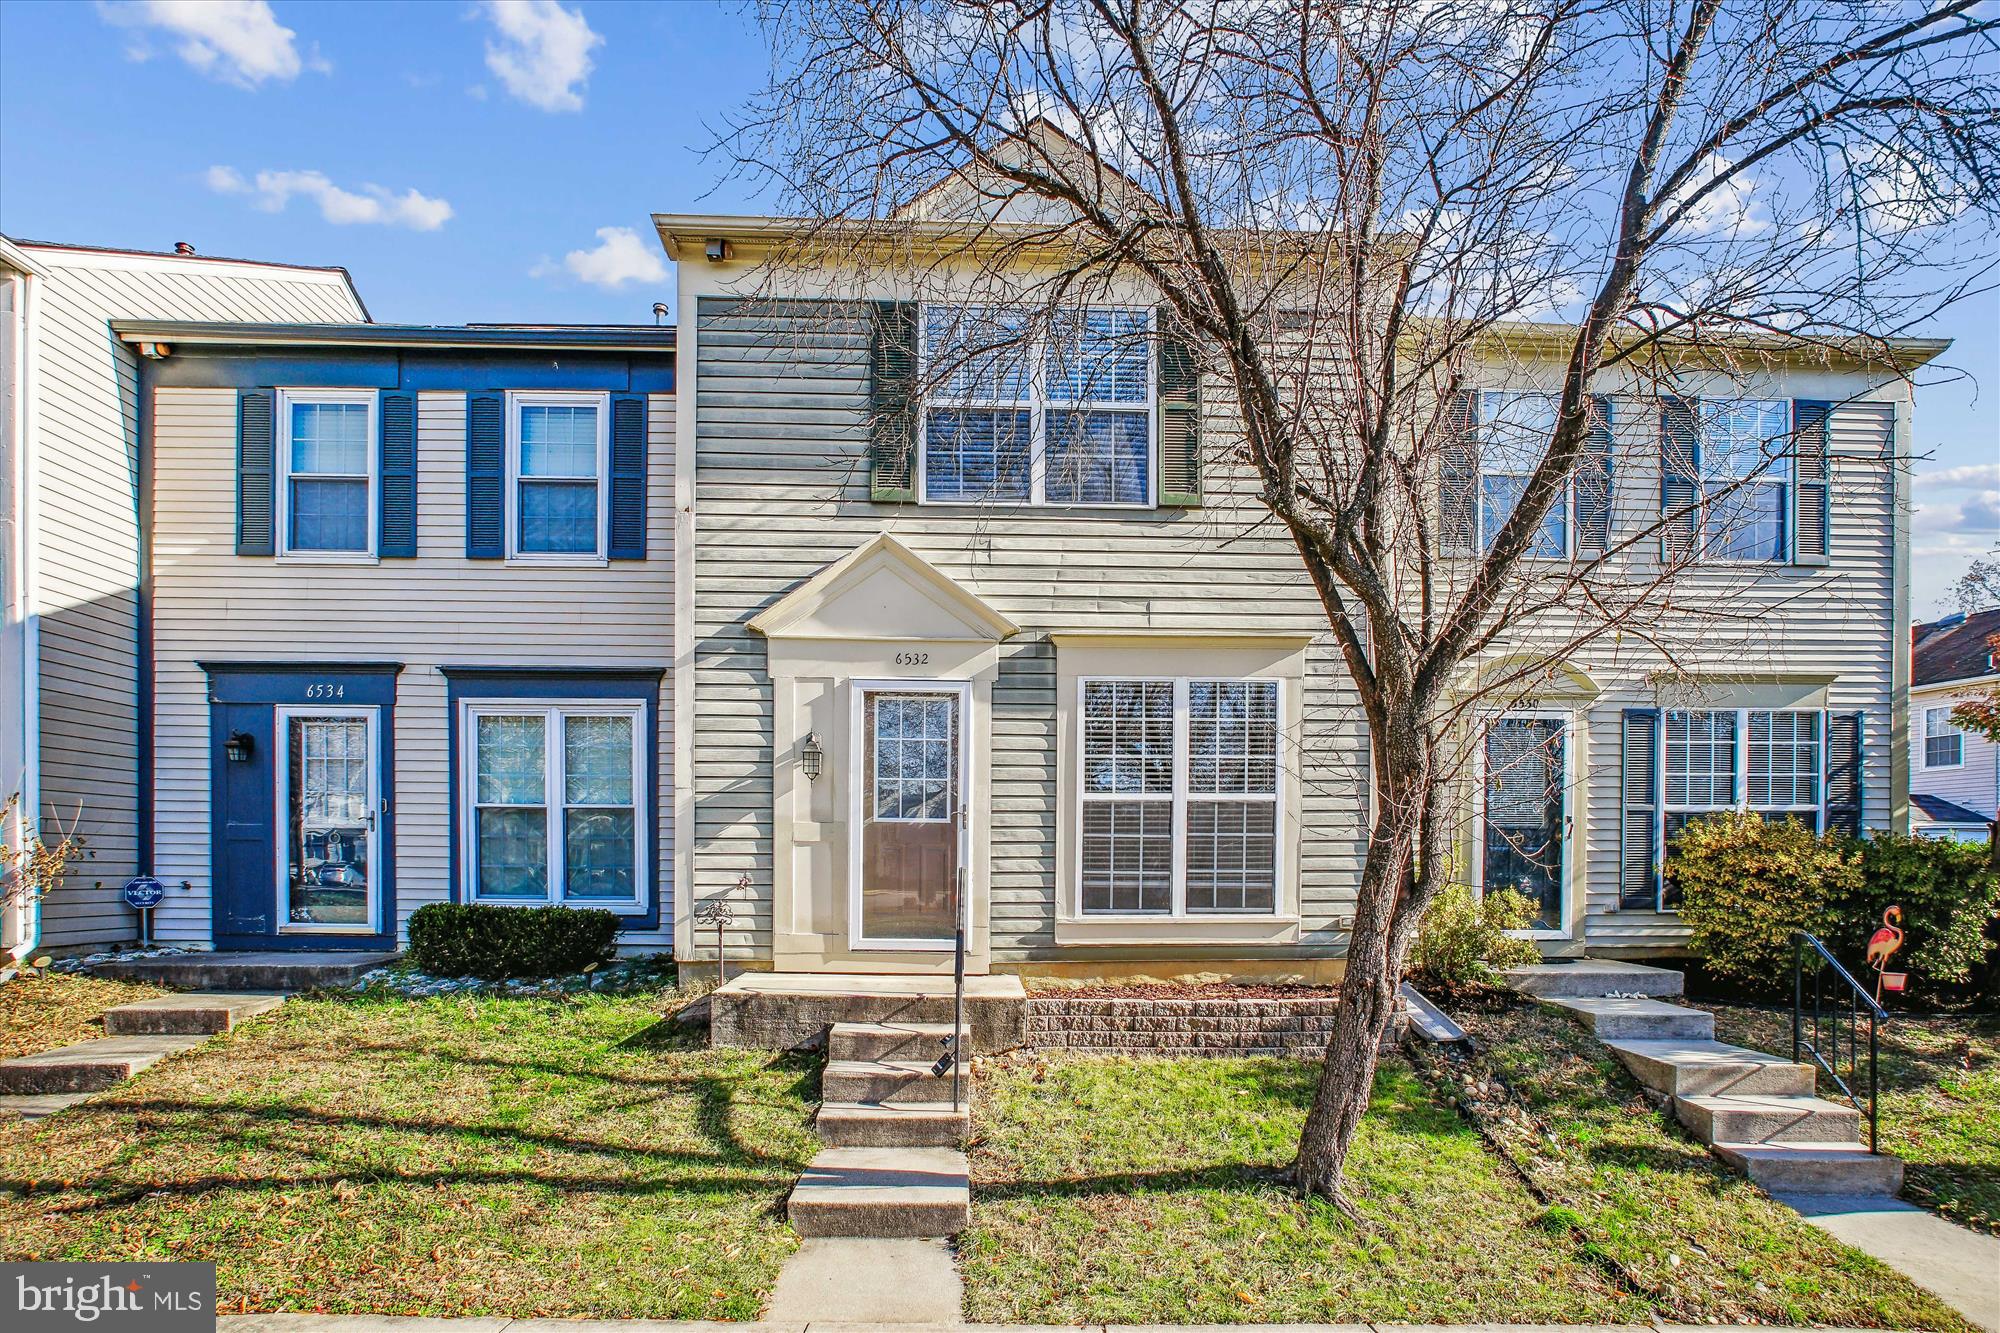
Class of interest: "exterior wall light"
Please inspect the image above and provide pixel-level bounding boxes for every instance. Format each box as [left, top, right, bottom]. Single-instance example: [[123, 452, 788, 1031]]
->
[[704, 237, 732, 263], [224, 732, 255, 763], [800, 731, 823, 782]]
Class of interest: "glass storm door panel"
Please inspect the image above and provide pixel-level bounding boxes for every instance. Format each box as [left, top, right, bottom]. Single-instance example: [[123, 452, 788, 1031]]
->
[[1482, 717, 1565, 931], [281, 710, 375, 929], [859, 690, 962, 944]]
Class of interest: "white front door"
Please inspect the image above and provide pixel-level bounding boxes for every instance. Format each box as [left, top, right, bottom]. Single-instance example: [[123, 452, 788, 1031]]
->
[[849, 682, 969, 950], [275, 705, 380, 933]]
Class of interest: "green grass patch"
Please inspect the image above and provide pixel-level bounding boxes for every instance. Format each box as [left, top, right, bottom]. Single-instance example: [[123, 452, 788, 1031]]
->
[[1439, 997, 1973, 1330], [1699, 1001, 2000, 1237], [961, 1052, 1646, 1325], [0, 987, 818, 1319]]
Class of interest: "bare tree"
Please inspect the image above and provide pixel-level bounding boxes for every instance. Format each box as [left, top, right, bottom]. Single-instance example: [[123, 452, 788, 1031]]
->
[[723, 0, 2000, 1204]]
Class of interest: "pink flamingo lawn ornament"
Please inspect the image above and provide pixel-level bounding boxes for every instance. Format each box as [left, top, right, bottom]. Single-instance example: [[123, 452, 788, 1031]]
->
[[1866, 905, 1905, 1003]]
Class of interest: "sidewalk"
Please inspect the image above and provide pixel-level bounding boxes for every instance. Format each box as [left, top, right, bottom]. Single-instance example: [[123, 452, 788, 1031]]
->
[[215, 1312, 1968, 1320], [1777, 1192, 1999, 1333]]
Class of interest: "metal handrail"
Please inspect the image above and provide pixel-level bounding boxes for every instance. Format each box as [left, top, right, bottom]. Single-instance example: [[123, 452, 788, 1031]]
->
[[1792, 930, 1885, 1152]]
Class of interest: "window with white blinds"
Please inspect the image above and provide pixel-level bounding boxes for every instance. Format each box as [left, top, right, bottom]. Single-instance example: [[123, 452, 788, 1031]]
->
[[1924, 706, 1964, 769], [1663, 708, 1823, 851], [1079, 677, 1280, 915]]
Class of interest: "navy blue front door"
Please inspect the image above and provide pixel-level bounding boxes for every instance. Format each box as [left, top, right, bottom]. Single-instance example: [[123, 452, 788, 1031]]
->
[[205, 664, 400, 951]]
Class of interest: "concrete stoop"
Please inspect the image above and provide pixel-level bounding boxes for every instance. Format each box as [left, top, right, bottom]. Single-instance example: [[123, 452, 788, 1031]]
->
[[1510, 957, 1902, 1197], [790, 1018, 973, 1239], [90, 950, 395, 990], [103, 992, 286, 1035]]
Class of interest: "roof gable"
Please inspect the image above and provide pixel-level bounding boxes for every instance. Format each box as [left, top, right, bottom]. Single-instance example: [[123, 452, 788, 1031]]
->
[[747, 533, 1020, 642]]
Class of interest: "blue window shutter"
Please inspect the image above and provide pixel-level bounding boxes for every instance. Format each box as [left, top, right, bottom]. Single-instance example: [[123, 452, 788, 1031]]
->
[[1660, 396, 1699, 562], [1157, 308, 1201, 507], [1438, 389, 1478, 551], [1575, 395, 1615, 554], [608, 392, 648, 560], [1619, 707, 1660, 909], [1792, 400, 1832, 567], [1825, 711, 1863, 838], [870, 301, 918, 502], [236, 389, 275, 557], [466, 392, 504, 559], [378, 391, 417, 558]]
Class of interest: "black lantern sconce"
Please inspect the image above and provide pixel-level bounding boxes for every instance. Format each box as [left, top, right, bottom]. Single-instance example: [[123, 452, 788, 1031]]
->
[[224, 732, 255, 763], [799, 731, 824, 782]]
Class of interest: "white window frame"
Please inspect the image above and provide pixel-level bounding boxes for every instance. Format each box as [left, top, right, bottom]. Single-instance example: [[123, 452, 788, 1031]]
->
[[1696, 398, 1794, 565], [1475, 391, 1571, 559], [275, 388, 378, 562], [1661, 707, 1825, 880], [1470, 708, 1573, 940], [505, 390, 610, 564], [847, 677, 972, 952], [1074, 675, 1284, 919], [459, 698, 647, 913], [1923, 705, 1964, 769], [916, 304, 1157, 509]]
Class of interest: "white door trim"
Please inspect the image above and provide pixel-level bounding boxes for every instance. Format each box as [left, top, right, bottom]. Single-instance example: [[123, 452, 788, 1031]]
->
[[1471, 707, 1574, 941], [846, 677, 973, 952]]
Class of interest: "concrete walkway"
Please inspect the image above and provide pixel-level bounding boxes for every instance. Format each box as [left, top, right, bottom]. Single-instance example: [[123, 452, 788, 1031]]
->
[[1776, 1192, 2000, 1333], [766, 1238, 961, 1324], [215, 1312, 1984, 1320]]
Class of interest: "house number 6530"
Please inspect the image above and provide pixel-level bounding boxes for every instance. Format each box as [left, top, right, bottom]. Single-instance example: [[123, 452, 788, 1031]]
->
[[894, 651, 930, 667], [304, 683, 345, 700]]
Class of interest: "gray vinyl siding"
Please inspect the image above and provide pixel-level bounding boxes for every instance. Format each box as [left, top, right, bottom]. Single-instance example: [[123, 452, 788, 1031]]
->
[[691, 297, 1368, 964], [150, 389, 676, 946], [22, 249, 363, 950]]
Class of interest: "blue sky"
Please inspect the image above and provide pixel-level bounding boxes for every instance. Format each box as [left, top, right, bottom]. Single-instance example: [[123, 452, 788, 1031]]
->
[[1, 0, 1993, 615]]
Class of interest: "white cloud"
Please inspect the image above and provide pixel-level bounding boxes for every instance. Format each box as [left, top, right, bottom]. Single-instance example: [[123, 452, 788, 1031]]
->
[[1670, 153, 1771, 238], [207, 166, 453, 231], [1915, 463, 2000, 491], [101, 0, 325, 88], [479, 0, 601, 113], [558, 226, 667, 290]]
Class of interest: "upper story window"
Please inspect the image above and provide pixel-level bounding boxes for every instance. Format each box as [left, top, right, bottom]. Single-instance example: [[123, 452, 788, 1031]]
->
[[1924, 705, 1964, 768], [1698, 399, 1791, 562], [1478, 392, 1567, 556], [920, 305, 1154, 507], [508, 392, 607, 559], [278, 389, 375, 556], [1078, 677, 1279, 916]]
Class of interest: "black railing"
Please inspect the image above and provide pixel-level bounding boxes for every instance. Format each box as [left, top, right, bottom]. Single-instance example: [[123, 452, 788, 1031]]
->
[[1792, 930, 1885, 1152]]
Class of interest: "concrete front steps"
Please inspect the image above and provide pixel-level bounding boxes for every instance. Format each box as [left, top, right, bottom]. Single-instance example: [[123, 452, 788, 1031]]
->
[[1507, 958, 1901, 1197], [0, 991, 288, 1120], [90, 950, 394, 990], [790, 1017, 971, 1238]]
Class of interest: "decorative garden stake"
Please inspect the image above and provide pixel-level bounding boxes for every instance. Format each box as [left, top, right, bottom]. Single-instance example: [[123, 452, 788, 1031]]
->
[[695, 894, 737, 985], [1865, 905, 1906, 1003]]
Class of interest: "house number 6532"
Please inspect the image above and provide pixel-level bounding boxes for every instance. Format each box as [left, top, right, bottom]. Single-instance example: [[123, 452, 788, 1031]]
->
[[304, 683, 345, 700], [894, 651, 930, 667]]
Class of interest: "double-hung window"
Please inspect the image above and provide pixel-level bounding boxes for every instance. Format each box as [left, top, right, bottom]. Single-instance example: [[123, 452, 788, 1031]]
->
[[278, 389, 375, 556], [509, 391, 608, 558], [921, 305, 1154, 506], [1078, 677, 1280, 915], [1664, 708, 1823, 844], [1924, 706, 1964, 768], [1699, 400, 1791, 562], [1477, 392, 1566, 556], [465, 701, 644, 908]]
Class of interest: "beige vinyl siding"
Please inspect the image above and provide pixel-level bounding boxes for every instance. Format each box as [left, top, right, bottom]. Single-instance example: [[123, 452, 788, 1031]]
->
[[22, 248, 363, 949], [690, 297, 1368, 965], [1911, 684, 2000, 820], [150, 388, 676, 946]]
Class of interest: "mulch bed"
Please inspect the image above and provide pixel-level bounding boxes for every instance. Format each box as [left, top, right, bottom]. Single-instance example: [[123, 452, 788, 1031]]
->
[[1027, 980, 1342, 1000]]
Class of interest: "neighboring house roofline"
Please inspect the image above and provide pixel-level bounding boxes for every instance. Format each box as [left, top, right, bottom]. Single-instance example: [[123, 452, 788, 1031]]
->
[[1911, 674, 2000, 696], [1912, 606, 2000, 688], [1910, 793, 1993, 826], [0, 236, 48, 277], [112, 320, 675, 353], [8, 236, 371, 321]]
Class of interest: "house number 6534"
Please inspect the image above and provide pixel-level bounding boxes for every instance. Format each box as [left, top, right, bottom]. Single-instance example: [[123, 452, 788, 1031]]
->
[[304, 683, 345, 700], [894, 651, 930, 667]]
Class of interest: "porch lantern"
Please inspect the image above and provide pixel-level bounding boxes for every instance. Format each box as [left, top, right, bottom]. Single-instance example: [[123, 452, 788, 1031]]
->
[[799, 731, 824, 782], [224, 731, 255, 763]]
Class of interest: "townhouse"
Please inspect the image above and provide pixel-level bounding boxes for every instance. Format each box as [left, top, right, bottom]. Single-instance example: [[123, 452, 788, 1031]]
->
[[1908, 607, 2000, 841]]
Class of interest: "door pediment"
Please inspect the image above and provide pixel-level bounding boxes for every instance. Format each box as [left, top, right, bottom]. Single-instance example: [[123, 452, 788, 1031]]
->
[[748, 533, 1020, 643]]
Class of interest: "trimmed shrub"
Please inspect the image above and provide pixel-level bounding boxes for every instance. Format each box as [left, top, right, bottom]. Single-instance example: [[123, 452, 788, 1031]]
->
[[1674, 811, 1861, 988], [1408, 885, 1542, 990], [1831, 833, 2000, 993], [405, 902, 619, 980]]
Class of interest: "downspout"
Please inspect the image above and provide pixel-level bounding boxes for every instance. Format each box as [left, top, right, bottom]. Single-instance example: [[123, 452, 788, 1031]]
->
[[8, 263, 42, 966], [134, 348, 156, 881]]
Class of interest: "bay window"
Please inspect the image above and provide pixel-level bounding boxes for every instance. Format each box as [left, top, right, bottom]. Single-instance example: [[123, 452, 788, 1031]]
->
[[464, 701, 643, 907], [1079, 677, 1279, 915], [921, 305, 1154, 506]]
